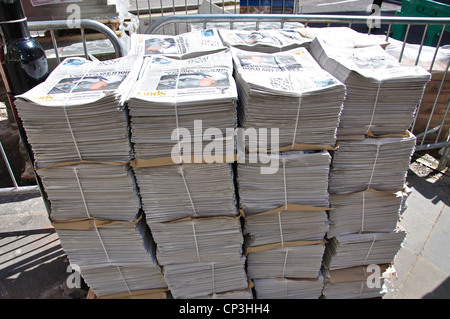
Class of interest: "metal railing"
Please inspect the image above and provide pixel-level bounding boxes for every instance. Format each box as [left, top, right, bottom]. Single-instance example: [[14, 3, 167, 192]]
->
[[28, 19, 125, 62]]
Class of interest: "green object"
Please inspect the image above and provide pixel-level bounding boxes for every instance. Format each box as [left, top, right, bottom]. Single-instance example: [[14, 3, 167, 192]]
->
[[392, 0, 450, 46]]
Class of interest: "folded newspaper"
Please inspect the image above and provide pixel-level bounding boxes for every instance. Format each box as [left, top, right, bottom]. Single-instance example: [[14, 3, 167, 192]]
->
[[231, 47, 345, 149], [219, 29, 310, 52], [310, 37, 431, 138], [296, 27, 389, 48], [129, 29, 226, 58], [15, 55, 143, 166], [127, 50, 238, 160]]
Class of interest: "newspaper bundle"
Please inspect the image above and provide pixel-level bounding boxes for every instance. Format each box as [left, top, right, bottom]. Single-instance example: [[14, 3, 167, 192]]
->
[[310, 37, 431, 138], [231, 47, 345, 149], [253, 276, 324, 299], [37, 163, 141, 222], [219, 29, 310, 52], [327, 189, 408, 238], [237, 151, 331, 215], [246, 244, 326, 279], [150, 216, 244, 266], [162, 257, 250, 299], [244, 209, 329, 247], [134, 163, 237, 223], [328, 133, 416, 194], [127, 50, 237, 160], [15, 54, 142, 166], [56, 218, 167, 297], [322, 230, 406, 271], [129, 29, 226, 59]]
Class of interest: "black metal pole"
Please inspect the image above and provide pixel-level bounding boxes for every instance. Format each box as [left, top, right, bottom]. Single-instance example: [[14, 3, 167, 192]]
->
[[0, 0, 51, 213]]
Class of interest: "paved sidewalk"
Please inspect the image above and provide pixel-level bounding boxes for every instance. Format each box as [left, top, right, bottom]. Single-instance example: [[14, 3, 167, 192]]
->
[[384, 153, 450, 299]]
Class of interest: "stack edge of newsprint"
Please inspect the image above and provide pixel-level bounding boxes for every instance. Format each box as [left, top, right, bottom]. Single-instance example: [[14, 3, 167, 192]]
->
[[128, 29, 251, 299], [309, 30, 431, 298], [15, 55, 169, 298]]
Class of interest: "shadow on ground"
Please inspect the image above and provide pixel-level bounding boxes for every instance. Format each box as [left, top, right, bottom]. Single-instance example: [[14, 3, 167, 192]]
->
[[0, 227, 88, 299]]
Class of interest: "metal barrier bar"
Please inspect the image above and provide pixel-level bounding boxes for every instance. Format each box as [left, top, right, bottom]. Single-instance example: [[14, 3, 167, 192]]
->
[[146, 14, 450, 34], [27, 19, 125, 58]]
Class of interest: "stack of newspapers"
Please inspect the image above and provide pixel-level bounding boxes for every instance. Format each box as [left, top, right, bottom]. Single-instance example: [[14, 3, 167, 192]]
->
[[162, 258, 250, 299], [253, 276, 324, 299], [129, 29, 226, 58], [328, 133, 417, 194], [134, 163, 237, 223], [54, 219, 167, 297], [231, 47, 345, 149], [127, 50, 237, 160], [151, 217, 249, 299], [237, 150, 330, 298], [150, 216, 244, 265], [321, 265, 389, 299], [15, 55, 142, 166], [322, 230, 406, 271], [237, 151, 331, 213], [310, 37, 431, 139], [127, 48, 249, 299], [37, 163, 141, 222], [244, 208, 329, 247], [219, 29, 310, 52], [327, 189, 409, 238], [246, 244, 326, 280], [15, 55, 169, 298]]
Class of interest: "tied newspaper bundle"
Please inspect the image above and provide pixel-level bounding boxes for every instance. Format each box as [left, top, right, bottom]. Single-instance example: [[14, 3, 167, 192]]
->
[[327, 188, 411, 238], [53, 218, 167, 298], [244, 207, 329, 247], [328, 133, 417, 194], [321, 265, 390, 299], [237, 151, 331, 213], [218, 29, 310, 52], [252, 276, 324, 299], [14, 55, 169, 298], [134, 163, 238, 223], [15, 55, 142, 166], [127, 50, 237, 160], [37, 163, 140, 222], [231, 47, 346, 150], [162, 258, 251, 299], [246, 244, 326, 280], [322, 230, 406, 271], [237, 151, 330, 298], [150, 216, 244, 266], [310, 37, 431, 139], [129, 29, 226, 59], [151, 216, 250, 299]]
